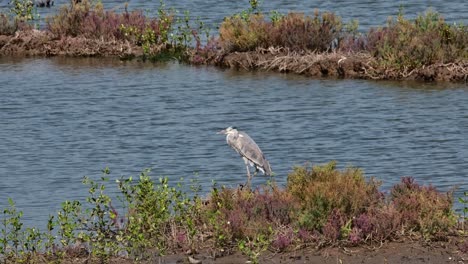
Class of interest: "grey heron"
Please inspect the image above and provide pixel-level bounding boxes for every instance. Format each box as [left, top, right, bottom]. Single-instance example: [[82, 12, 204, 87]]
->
[[217, 126, 272, 187]]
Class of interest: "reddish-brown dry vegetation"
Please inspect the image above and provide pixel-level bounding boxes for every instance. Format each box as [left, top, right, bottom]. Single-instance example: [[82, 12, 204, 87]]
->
[[215, 9, 467, 82]]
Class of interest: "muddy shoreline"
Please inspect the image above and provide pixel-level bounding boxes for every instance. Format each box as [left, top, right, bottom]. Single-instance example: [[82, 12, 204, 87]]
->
[[39, 239, 467, 263], [1, 30, 466, 83], [170, 239, 467, 264], [218, 48, 467, 82]]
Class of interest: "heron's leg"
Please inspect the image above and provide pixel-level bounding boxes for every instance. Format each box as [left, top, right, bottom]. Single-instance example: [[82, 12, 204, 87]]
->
[[243, 157, 251, 188], [253, 167, 259, 177]]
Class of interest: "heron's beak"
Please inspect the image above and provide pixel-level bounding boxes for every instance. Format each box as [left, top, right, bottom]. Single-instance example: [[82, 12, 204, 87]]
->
[[217, 129, 226, 134]]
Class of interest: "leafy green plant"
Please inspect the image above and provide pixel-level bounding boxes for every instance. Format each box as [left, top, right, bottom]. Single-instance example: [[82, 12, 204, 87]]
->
[[172, 10, 193, 47], [141, 27, 158, 55], [117, 0, 200, 60], [204, 187, 232, 250], [56, 200, 83, 248], [366, 10, 467, 70], [156, 0, 173, 45], [22, 227, 43, 260], [1, 198, 24, 259], [43, 215, 56, 256], [269, 10, 283, 24], [9, 0, 35, 21], [458, 191, 468, 233], [238, 233, 270, 264], [249, 0, 259, 12], [116, 174, 151, 260], [171, 177, 203, 252], [82, 168, 119, 261], [117, 171, 205, 258], [117, 170, 181, 258]]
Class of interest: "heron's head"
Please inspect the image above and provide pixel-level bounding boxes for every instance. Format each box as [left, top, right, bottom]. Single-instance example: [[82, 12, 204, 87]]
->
[[217, 126, 237, 135]]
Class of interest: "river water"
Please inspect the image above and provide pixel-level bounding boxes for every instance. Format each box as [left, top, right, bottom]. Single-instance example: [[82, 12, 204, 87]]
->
[[0, 57, 467, 228], [0, 0, 467, 228], [0, 0, 467, 31]]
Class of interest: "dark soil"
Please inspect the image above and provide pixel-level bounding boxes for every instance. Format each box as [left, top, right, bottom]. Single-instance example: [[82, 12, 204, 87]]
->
[[166, 239, 467, 264], [31, 238, 465, 264], [1, 30, 466, 82]]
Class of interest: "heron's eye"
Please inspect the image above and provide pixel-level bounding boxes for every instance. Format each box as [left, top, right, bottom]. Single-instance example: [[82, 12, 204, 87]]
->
[[231, 126, 237, 130]]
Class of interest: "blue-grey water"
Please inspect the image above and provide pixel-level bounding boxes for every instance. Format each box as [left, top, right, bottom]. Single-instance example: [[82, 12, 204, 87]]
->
[[0, 0, 467, 31], [0, 57, 467, 229], [0, 0, 467, 229]]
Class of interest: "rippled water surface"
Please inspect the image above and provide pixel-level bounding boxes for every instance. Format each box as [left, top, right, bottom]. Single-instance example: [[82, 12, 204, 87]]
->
[[0, 0, 467, 31], [0, 57, 467, 228]]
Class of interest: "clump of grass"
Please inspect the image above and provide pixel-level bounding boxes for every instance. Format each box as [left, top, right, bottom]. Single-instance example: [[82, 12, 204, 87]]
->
[[219, 14, 271, 52], [287, 161, 382, 231], [365, 10, 467, 70], [340, 176, 457, 243], [390, 177, 456, 238], [46, 0, 169, 45], [219, 10, 343, 52], [205, 186, 294, 241], [0, 12, 33, 36], [189, 37, 219, 64], [269, 11, 342, 52], [0, 14, 18, 35], [202, 185, 295, 262]]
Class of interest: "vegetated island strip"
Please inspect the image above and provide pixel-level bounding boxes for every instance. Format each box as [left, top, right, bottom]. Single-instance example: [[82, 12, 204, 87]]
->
[[0, 162, 467, 263], [0, 1, 466, 82]]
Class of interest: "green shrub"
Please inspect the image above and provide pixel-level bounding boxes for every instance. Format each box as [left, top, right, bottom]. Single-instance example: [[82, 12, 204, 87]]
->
[[1, 198, 24, 260], [81, 171, 120, 261], [47, 0, 170, 44], [9, 0, 35, 21], [219, 11, 343, 52], [390, 177, 456, 237], [287, 161, 382, 230], [219, 14, 271, 52], [366, 10, 467, 70], [118, 173, 173, 257], [270, 11, 342, 52]]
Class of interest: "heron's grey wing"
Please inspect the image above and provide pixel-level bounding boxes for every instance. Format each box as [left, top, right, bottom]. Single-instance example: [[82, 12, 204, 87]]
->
[[230, 132, 272, 175]]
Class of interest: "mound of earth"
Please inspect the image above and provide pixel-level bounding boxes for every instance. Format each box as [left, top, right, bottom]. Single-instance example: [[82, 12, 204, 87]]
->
[[1, 30, 466, 82]]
